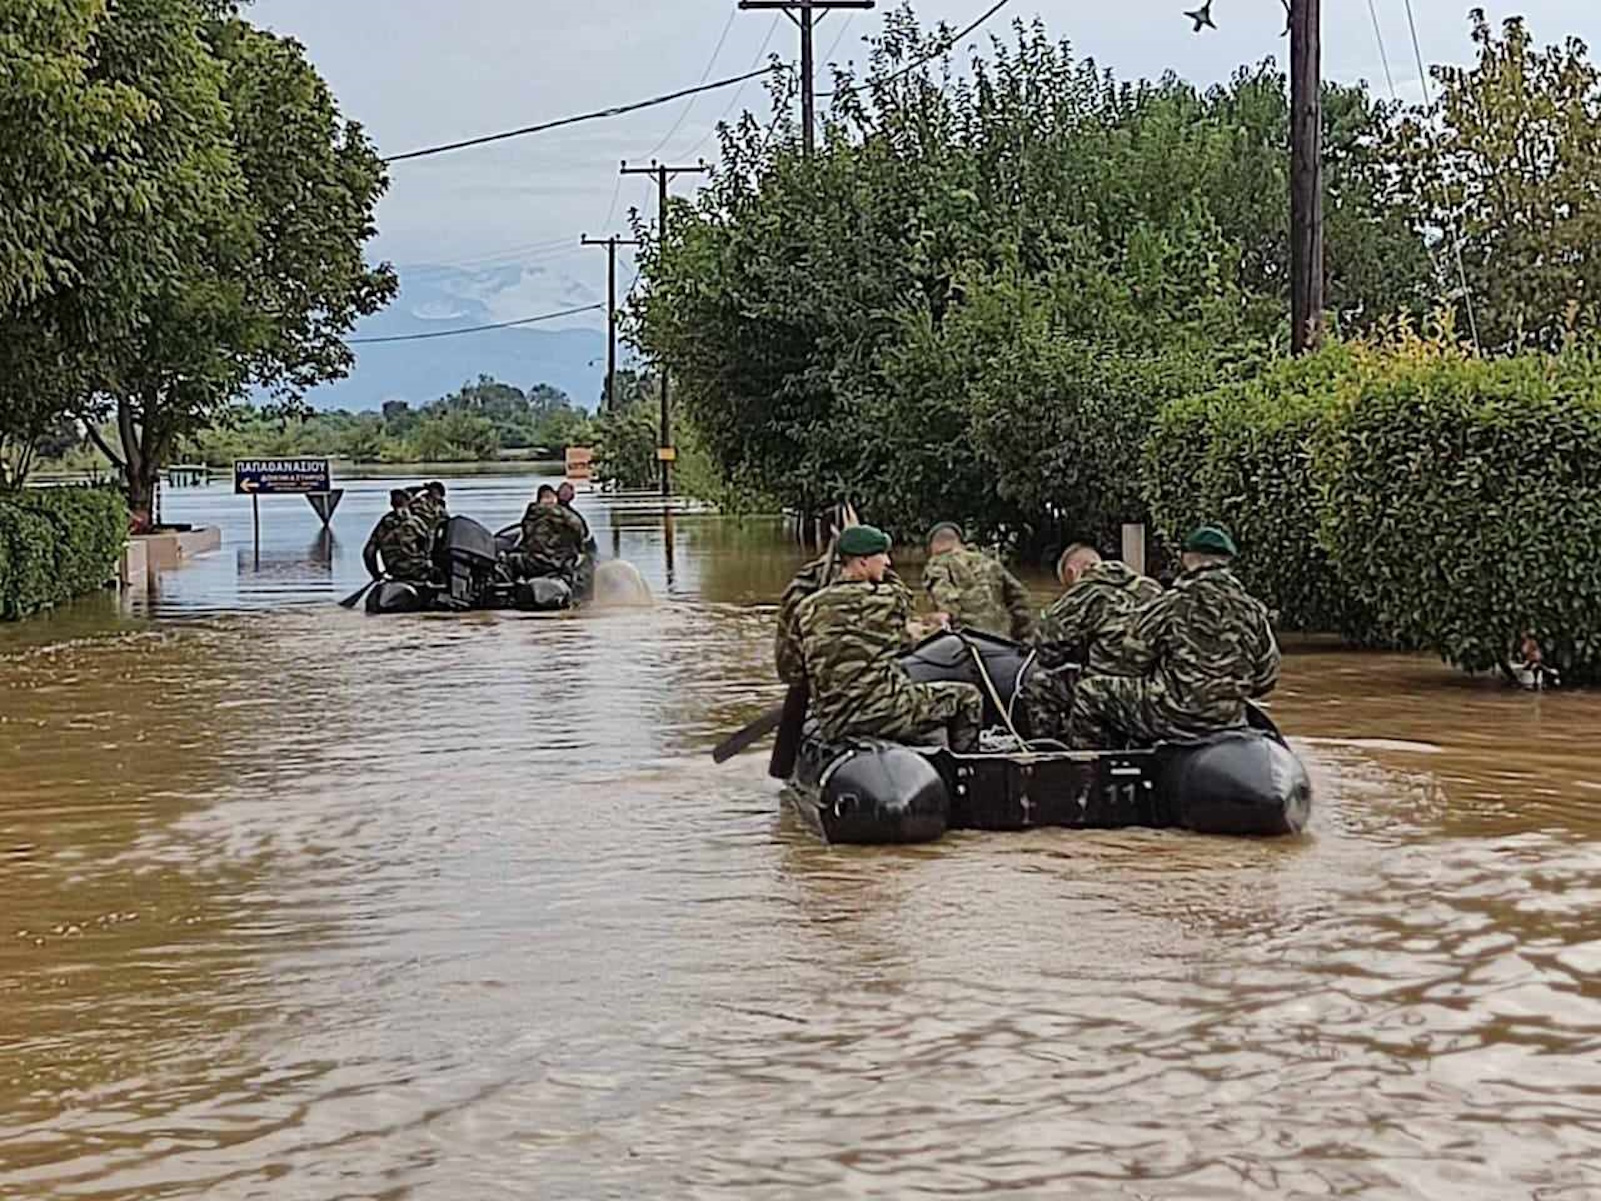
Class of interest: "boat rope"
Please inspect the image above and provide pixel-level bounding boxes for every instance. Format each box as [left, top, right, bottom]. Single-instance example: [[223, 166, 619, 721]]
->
[[958, 633, 1033, 755]]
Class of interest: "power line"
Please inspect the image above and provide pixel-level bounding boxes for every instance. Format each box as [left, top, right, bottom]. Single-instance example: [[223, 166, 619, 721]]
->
[[821, 10, 859, 66], [645, 7, 742, 161], [1365, 0, 1398, 98], [348, 304, 603, 344], [823, 0, 1011, 99], [1402, 0, 1481, 353], [383, 64, 782, 164], [684, 12, 784, 160]]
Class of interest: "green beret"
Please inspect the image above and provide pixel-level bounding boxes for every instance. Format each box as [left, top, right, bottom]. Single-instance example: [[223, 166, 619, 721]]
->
[[925, 521, 964, 547], [838, 524, 892, 557], [1184, 525, 1238, 557]]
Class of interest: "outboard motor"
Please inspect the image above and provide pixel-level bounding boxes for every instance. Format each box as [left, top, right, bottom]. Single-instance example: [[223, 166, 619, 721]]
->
[[439, 516, 499, 609], [817, 743, 950, 844]]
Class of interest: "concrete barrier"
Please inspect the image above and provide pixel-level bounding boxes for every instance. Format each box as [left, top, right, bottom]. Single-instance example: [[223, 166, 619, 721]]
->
[[121, 527, 222, 591]]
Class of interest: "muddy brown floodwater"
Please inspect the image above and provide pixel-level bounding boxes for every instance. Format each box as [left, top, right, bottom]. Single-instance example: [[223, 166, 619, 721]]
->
[[2, 477, 1599, 1199]]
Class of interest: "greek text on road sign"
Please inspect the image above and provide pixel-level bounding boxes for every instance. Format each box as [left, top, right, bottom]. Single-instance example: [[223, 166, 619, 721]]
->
[[234, 459, 331, 495]]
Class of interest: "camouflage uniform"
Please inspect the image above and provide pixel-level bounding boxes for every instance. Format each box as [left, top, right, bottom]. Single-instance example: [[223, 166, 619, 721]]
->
[[796, 579, 983, 751], [1022, 561, 1165, 742], [923, 547, 1036, 642], [411, 492, 447, 536], [1068, 563, 1280, 749], [364, 509, 432, 582], [775, 549, 908, 685], [512, 504, 588, 582]]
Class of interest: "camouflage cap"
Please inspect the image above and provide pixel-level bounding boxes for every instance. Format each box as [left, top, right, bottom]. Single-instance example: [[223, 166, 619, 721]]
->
[[1184, 525, 1238, 557], [838, 524, 892, 557]]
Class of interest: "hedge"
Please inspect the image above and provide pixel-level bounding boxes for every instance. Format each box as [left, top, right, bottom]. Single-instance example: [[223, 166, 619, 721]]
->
[[1145, 336, 1601, 683], [0, 487, 127, 620], [1143, 348, 1372, 637], [1318, 342, 1601, 683]]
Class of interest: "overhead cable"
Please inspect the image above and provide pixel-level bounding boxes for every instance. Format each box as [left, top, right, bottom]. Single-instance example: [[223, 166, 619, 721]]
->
[[822, 0, 1011, 98], [348, 304, 603, 344], [383, 66, 783, 164]]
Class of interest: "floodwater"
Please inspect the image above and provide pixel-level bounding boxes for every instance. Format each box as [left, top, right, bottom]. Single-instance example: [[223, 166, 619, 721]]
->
[[2, 476, 1598, 1199]]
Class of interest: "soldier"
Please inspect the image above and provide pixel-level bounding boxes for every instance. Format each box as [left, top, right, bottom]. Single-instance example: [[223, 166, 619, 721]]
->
[[512, 484, 588, 582], [556, 481, 597, 552], [1068, 526, 1280, 749], [362, 489, 432, 583], [922, 522, 1035, 642], [1022, 544, 1165, 742], [774, 504, 912, 685], [796, 525, 983, 751]]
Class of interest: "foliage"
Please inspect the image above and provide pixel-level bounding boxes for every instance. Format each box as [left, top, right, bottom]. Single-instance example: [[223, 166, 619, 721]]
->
[[1386, 9, 1601, 352], [1143, 348, 1369, 635], [0, 486, 125, 619], [1315, 331, 1601, 683], [0, 2, 395, 523], [630, 9, 1434, 537], [170, 375, 590, 466], [1143, 329, 1601, 681], [590, 372, 731, 502]]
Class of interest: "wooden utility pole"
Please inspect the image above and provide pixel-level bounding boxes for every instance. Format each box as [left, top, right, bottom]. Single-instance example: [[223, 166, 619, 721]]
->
[[738, 0, 875, 155], [620, 159, 710, 496], [1289, 0, 1324, 354], [580, 234, 641, 411]]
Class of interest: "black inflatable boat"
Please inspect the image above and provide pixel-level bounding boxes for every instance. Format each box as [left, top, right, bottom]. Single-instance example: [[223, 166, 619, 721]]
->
[[785, 630, 1312, 844], [366, 515, 590, 615]]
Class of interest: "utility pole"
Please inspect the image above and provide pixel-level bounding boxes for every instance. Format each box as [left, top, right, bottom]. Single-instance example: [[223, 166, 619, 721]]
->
[[580, 234, 640, 411], [620, 159, 710, 496], [1289, 0, 1323, 354], [738, 0, 875, 156]]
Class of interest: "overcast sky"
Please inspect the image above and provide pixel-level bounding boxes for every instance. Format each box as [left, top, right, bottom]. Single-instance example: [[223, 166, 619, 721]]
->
[[249, 0, 1601, 319]]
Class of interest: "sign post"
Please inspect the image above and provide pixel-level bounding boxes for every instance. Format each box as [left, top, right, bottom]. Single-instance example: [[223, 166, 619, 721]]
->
[[234, 458, 337, 552]]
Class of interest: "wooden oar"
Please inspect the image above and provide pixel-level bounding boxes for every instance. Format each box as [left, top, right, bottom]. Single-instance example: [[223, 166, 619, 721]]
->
[[767, 682, 809, 779], [711, 702, 786, 764], [338, 579, 379, 610]]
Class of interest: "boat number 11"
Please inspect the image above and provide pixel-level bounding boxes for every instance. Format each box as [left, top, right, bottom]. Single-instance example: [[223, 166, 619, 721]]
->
[[1104, 781, 1140, 809]]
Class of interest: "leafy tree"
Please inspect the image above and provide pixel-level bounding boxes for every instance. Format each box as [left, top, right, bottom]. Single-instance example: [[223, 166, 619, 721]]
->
[[1387, 10, 1601, 351], [630, 9, 1433, 537], [411, 410, 501, 462], [81, 14, 395, 527]]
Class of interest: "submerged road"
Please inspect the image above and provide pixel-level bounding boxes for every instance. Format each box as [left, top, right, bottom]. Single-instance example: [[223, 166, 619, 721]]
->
[[1, 476, 1598, 1198]]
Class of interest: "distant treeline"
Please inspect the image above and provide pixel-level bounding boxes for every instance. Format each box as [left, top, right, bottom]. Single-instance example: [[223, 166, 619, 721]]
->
[[179, 376, 593, 465]]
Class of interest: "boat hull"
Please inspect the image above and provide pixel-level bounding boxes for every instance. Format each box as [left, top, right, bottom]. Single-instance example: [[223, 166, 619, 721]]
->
[[785, 630, 1312, 844]]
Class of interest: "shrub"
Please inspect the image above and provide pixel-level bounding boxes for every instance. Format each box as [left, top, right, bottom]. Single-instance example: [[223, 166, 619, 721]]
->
[[1144, 347, 1372, 636], [0, 487, 127, 619], [1317, 339, 1601, 683]]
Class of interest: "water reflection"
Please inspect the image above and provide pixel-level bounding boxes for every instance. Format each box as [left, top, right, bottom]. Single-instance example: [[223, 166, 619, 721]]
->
[[0, 482, 1599, 1198]]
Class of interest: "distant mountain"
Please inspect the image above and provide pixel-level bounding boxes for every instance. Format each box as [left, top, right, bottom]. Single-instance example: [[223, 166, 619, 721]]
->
[[296, 262, 615, 412]]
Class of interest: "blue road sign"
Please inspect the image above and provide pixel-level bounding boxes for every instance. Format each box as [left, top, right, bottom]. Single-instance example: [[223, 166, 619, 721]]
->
[[233, 458, 331, 496]]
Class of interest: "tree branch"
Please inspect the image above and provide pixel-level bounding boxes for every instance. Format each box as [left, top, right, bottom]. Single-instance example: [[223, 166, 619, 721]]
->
[[81, 418, 126, 471]]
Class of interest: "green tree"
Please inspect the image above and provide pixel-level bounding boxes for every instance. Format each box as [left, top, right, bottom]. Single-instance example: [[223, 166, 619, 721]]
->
[[1388, 9, 1601, 350], [88, 16, 395, 527], [630, 9, 1431, 537], [411, 410, 501, 462]]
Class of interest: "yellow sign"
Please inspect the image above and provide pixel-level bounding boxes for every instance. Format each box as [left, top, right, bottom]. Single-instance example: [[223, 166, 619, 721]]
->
[[656, 447, 678, 463]]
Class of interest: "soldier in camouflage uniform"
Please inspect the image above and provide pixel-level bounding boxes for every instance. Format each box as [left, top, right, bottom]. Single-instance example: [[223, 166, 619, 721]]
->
[[775, 516, 910, 685], [509, 484, 588, 583], [922, 523, 1035, 642], [363, 489, 433, 583], [796, 525, 983, 752], [1022, 544, 1166, 742], [1068, 526, 1280, 749]]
